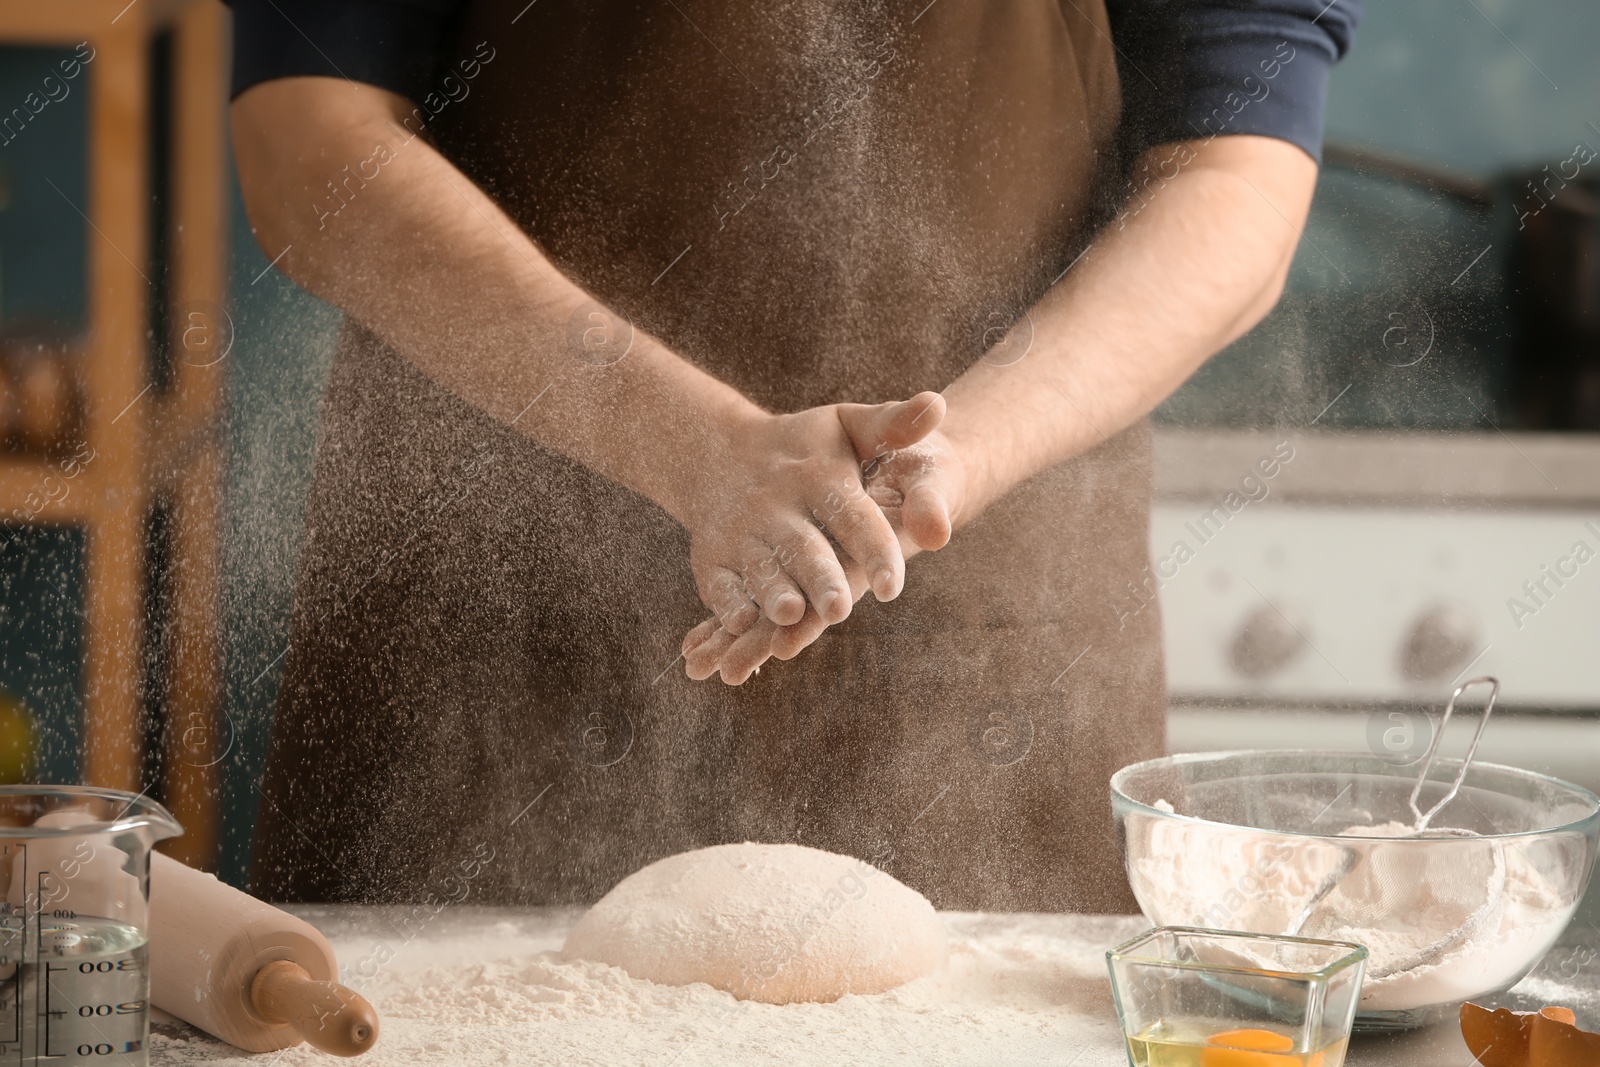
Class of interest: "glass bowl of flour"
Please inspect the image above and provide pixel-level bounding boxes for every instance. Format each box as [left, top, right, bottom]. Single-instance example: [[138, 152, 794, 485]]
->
[[1111, 750, 1600, 1031]]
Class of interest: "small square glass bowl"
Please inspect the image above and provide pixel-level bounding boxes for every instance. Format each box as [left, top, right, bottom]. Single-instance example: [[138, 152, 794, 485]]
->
[[1106, 927, 1367, 1066]]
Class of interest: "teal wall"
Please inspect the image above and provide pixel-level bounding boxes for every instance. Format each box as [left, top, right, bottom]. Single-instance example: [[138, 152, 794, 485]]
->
[[1158, 0, 1600, 431], [1322, 0, 1600, 177]]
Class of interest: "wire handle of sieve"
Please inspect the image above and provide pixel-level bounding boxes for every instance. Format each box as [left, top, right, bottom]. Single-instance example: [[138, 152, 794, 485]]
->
[[1407, 675, 1499, 833]]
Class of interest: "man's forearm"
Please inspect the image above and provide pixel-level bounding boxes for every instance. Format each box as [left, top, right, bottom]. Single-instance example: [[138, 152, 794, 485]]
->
[[940, 135, 1319, 517], [231, 78, 760, 525]]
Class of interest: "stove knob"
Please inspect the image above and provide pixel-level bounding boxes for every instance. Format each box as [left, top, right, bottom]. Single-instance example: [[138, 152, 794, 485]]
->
[[1400, 603, 1480, 683], [1229, 604, 1309, 678]]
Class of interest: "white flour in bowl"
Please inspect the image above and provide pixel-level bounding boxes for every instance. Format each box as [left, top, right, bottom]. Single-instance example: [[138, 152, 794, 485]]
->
[[1124, 808, 1573, 1012], [1318, 822, 1571, 1010]]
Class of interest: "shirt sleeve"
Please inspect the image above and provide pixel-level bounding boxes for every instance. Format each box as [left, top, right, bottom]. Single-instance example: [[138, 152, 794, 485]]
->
[[226, 0, 461, 102], [1104, 0, 1363, 162]]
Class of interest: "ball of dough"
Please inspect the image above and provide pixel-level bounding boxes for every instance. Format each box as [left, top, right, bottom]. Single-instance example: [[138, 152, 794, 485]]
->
[[563, 842, 947, 1004]]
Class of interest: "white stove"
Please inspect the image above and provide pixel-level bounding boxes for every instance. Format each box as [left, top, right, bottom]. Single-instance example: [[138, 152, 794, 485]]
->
[[1155, 503, 1600, 707], [1152, 429, 1600, 800]]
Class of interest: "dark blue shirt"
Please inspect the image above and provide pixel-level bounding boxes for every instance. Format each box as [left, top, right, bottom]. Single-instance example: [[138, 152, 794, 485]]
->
[[227, 0, 1360, 161]]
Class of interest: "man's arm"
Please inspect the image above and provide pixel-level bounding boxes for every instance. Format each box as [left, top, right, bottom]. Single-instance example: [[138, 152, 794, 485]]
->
[[941, 134, 1315, 516], [685, 134, 1317, 682], [233, 77, 759, 524], [232, 77, 923, 625]]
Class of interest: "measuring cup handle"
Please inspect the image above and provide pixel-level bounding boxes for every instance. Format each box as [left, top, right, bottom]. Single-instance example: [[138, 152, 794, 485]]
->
[[250, 959, 380, 1057]]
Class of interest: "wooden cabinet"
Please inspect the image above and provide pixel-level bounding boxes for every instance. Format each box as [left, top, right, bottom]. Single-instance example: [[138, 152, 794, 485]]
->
[[0, 0, 229, 869]]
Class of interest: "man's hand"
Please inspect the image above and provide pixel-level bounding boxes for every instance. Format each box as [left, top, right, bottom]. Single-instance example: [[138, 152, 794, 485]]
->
[[232, 78, 901, 623], [860, 423, 968, 554], [683, 134, 1319, 685], [682, 394, 971, 684], [680, 393, 947, 636]]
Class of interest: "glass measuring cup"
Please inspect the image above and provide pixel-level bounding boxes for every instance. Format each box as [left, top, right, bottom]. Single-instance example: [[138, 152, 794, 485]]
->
[[0, 786, 181, 1065]]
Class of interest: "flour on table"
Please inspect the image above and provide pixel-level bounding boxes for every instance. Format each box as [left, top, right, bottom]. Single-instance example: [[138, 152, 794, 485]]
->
[[148, 911, 1144, 1067]]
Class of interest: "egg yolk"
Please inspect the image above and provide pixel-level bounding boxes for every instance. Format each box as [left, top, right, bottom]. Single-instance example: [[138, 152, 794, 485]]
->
[[1200, 1028, 1322, 1067]]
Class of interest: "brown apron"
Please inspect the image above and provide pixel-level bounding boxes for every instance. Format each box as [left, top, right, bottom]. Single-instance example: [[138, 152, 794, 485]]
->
[[251, 0, 1167, 913]]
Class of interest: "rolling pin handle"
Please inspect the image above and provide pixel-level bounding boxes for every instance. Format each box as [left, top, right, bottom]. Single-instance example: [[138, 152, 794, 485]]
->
[[249, 959, 380, 1057]]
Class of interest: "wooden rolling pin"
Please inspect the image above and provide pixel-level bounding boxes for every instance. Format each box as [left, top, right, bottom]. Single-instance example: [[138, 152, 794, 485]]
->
[[149, 852, 379, 1056]]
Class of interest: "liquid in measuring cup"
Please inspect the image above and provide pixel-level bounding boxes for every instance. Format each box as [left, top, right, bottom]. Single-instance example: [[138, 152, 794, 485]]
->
[[0, 914, 150, 1065], [1125, 1018, 1349, 1067]]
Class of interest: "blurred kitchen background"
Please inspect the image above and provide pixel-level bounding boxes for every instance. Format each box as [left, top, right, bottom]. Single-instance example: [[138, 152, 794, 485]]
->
[[0, 0, 1596, 917]]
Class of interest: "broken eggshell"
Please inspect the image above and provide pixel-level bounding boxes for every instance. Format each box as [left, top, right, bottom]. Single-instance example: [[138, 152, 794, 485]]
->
[[1460, 1002, 1600, 1067]]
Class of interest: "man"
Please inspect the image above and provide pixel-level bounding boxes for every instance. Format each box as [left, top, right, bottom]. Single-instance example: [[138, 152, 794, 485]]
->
[[232, 0, 1359, 910]]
